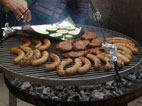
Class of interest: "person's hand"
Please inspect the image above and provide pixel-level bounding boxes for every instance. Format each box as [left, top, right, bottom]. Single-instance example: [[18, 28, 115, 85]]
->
[[1, 0, 31, 22]]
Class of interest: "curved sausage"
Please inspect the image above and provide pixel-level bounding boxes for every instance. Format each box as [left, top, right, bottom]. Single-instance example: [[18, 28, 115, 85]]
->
[[115, 43, 138, 54], [87, 54, 101, 70], [20, 46, 33, 60], [19, 37, 31, 48], [107, 40, 135, 47], [107, 37, 133, 43], [57, 58, 73, 76], [38, 39, 51, 51], [117, 45, 132, 55], [32, 51, 49, 67], [78, 57, 92, 74], [118, 50, 132, 60], [65, 58, 82, 76], [32, 38, 42, 49], [116, 52, 130, 65], [10, 48, 25, 64], [20, 49, 41, 66], [44, 53, 61, 71], [97, 53, 112, 71]]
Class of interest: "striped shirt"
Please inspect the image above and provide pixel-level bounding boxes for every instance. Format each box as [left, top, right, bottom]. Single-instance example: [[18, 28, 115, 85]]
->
[[28, 0, 89, 25]]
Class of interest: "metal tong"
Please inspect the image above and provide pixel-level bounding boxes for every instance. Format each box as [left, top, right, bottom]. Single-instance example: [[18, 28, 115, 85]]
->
[[89, 0, 121, 80]]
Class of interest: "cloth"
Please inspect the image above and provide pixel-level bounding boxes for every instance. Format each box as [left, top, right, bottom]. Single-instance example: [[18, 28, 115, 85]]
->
[[28, 0, 89, 25]]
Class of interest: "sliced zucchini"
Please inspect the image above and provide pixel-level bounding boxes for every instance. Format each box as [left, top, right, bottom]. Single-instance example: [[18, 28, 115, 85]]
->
[[46, 27, 57, 33], [36, 30, 49, 35], [68, 30, 80, 36], [66, 26, 76, 30], [64, 35, 73, 39], [57, 30, 69, 35], [49, 33, 63, 38]]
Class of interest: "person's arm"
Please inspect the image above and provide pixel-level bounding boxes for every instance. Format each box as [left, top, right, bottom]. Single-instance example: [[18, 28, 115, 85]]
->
[[0, 0, 31, 22]]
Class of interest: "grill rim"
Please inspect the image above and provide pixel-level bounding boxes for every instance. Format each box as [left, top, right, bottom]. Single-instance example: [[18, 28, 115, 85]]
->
[[1, 25, 142, 86]]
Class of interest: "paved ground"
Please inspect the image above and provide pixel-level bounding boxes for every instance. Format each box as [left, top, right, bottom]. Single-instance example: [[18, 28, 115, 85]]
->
[[0, 73, 142, 106]]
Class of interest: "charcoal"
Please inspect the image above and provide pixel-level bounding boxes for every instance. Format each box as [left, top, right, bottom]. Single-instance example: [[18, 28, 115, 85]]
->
[[91, 90, 104, 100], [111, 91, 120, 96], [62, 92, 69, 101], [135, 71, 141, 79], [69, 94, 82, 101], [21, 82, 31, 90], [126, 74, 136, 81], [138, 74, 142, 79], [14, 80, 22, 88], [63, 87, 70, 93], [36, 87, 44, 94], [103, 93, 114, 99], [55, 86, 64, 91], [106, 81, 114, 86], [104, 85, 115, 90], [43, 87, 51, 95], [51, 96, 61, 101], [114, 89, 123, 95]]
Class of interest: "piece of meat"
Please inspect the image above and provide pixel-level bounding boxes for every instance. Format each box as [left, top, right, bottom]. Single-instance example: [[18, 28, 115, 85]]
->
[[89, 38, 104, 48], [88, 47, 104, 55], [81, 32, 97, 40], [56, 40, 75, 52], [73, 40, 90, 51], [62, 50, 88, 58]]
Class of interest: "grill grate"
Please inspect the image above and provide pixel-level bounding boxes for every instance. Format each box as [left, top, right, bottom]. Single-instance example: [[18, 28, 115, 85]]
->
[[0, 25, 142, 86]]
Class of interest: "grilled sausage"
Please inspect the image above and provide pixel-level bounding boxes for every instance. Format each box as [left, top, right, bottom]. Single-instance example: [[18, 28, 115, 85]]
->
[[65, 58, 82, 76], [10, 48, 25, 64], [19, 37, 31, 48], [97, 53, 112, 71], [20, 49, 41, 66], [32, 38, 42, 49], [107, 40, 135, 47], [32, 51, 49, 66], [44, 53, 61, 71], [57, 58, 73, 76], [118, 50, 132, 60], [116, 52, 130, 65], [38, 39, 51, 51], [117, 58, 125, 67], [87, 54, 101, 70], [20, 46, 33, 60], [107, 37, 133, 43], [78, 57, 92, 74], [115, 43, 138, 54], [117, 45, 132, 55]]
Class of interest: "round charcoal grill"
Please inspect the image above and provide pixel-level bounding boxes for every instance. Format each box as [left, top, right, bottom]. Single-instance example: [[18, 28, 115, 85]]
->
[[0, 25, 142, 86]]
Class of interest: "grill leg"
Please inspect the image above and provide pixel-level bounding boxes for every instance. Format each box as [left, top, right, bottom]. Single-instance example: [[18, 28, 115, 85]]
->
[[9, 91, 17, 106]]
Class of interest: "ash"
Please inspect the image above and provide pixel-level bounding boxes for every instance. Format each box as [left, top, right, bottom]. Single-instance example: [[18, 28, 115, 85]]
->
[[8, 65, 142, 102]]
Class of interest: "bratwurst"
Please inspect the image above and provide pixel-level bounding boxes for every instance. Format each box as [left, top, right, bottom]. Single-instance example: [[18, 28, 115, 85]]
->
[[44, 53, 61, 71], [10, 48, 25, 64]]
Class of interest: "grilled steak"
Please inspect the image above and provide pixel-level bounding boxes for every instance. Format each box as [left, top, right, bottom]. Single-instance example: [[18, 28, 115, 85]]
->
[[81, 32, 97, 40], [62, 50, 88, 58], [88, 47, 104, 55], [73, 40, 90, 51], [56, 40, 75, 52], [89, 38, 104, 48]]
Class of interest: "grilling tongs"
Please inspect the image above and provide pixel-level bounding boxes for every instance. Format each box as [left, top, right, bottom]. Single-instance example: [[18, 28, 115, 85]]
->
[[89, 0, 121, 80], [0, 0, 39, 44]]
